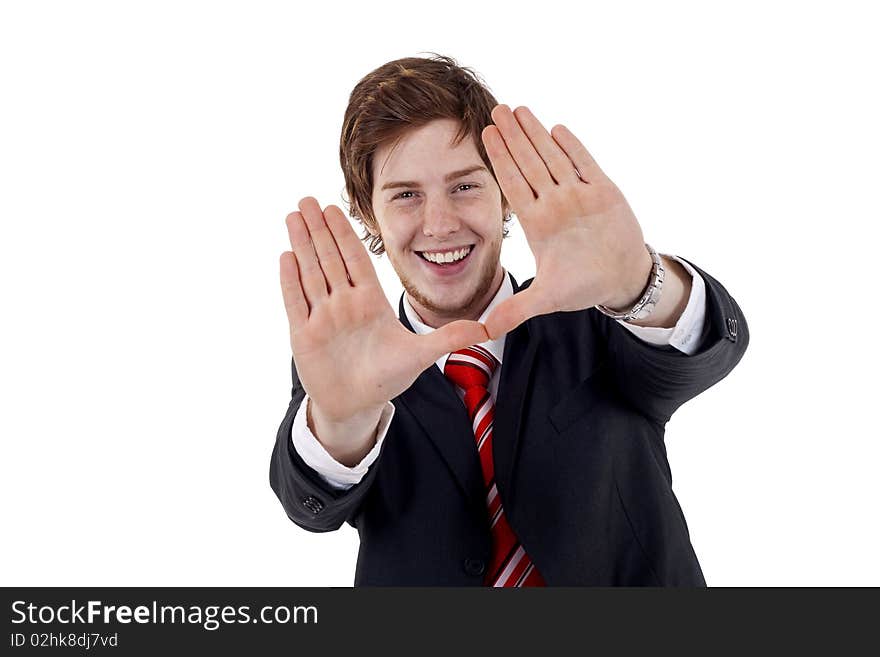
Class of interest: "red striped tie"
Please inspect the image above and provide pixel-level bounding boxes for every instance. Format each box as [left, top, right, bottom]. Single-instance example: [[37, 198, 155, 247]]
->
[[444, 346, 546, 587]]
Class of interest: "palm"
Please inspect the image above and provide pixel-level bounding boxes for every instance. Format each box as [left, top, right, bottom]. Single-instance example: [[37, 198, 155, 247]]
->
[[280, 198, 486, 422], [292, 282, 453, 419], [480, 105, 650, 339], [524, 181, 646, 312]]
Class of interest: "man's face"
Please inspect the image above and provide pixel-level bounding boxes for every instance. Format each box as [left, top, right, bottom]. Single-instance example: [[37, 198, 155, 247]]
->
[[370, 119, 506, 327]]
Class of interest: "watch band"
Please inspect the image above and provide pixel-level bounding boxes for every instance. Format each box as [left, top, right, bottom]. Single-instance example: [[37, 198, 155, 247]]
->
[[595, 244, 664, 322]]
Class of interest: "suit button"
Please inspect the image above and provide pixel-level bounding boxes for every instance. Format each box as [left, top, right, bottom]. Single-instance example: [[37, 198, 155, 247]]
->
[[302, 495, 324, 515], [463, 558, 486, 577], [726, 317, 738, 341]]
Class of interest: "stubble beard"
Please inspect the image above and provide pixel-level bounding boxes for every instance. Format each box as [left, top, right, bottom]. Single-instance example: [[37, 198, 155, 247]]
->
[[394, 237, 502, 322]]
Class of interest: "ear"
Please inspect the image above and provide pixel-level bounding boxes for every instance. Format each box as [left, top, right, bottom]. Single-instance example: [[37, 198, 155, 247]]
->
[[501, 200, 512, 221]]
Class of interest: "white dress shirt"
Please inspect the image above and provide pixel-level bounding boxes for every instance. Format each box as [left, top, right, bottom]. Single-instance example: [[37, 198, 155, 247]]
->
[[291, 256, 707, 491]]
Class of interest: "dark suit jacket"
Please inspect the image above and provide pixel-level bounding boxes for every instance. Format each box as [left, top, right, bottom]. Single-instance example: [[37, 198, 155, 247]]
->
[[270, 259, 749, 586]]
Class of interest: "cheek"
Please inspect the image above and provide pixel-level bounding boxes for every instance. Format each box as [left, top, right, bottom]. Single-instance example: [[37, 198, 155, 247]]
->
[[465, 201, 505, 238], [378, 216, 417, 251]]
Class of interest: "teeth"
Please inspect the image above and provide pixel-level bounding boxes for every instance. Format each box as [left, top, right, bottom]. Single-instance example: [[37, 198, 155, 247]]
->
[[421, 246, 471, 264]]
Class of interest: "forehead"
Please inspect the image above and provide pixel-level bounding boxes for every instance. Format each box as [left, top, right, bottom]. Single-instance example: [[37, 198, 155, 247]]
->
[[372, 118, 482, 184]]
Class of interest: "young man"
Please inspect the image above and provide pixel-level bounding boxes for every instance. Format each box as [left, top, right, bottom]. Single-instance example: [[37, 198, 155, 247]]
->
[[270, 55, 748, 586]]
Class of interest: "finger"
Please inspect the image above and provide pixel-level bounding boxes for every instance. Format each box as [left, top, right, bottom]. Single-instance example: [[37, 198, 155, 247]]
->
[[482, 125, 535, 211], [279, 251, 309, 329], [550, 124, 605, 182], [323, 204, 382, 289], [285, 208, 328, 308], [491, 104, 555, 191], [483, 287, 554, 340], [416, 320, 489, 368], [298, 197, 351, 292], [513, 106, 579, 185]]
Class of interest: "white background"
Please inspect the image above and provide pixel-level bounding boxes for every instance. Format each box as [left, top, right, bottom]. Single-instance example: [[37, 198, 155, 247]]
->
[[1, 0, 877, 586]]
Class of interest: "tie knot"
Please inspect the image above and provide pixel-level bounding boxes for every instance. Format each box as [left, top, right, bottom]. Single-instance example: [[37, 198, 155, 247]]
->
[[443, 346, 498, 391]]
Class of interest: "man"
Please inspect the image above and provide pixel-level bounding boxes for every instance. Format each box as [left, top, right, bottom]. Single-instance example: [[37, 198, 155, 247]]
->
[[270, 55, 748, 586]]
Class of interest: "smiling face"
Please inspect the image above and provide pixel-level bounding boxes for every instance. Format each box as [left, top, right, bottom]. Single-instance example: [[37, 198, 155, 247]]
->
[[370, 119, 506, 328]]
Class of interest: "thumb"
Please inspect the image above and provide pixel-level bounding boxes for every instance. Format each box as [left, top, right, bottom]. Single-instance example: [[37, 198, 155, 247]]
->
[[417, 319, 489, 366], [483, 287, 550, 340]]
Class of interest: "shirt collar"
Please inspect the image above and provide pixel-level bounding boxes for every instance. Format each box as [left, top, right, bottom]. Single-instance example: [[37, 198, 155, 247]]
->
[[402, 269, 511, 373]]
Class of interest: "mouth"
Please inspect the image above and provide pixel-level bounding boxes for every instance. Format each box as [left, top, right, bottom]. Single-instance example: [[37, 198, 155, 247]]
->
[[415, 244, 475, 276]]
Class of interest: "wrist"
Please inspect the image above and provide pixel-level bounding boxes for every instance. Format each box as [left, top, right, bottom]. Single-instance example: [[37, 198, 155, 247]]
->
[[603, 246, 653, 310], [308, 399, 385, 466], [597, 244, 663, 321], [625, 255, 690, 328], [308, 398, 385, 429]]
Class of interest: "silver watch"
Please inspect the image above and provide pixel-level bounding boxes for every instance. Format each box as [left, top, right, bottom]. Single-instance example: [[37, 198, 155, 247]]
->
[[595, 244, 664, 322]]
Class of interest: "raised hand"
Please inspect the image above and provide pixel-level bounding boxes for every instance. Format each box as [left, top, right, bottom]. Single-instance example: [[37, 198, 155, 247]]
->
[[280, 198, 488, 428], [480, 105, 654, 339]]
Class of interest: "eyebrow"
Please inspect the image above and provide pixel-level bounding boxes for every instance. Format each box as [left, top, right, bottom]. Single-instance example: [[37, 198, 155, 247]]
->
[[380, 165, 489, 191]]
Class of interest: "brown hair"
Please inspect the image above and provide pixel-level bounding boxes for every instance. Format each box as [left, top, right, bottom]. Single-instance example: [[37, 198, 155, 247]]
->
[[339, 53, 512, 256]]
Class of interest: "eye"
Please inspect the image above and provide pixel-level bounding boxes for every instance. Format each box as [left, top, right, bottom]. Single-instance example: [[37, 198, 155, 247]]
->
[[392, 191, 416, 200], [455, 184, 476, 192]]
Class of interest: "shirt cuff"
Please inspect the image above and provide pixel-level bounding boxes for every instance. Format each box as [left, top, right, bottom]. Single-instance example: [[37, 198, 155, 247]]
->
[[290, 395, 396, 491], [614, 254, 707, 356]]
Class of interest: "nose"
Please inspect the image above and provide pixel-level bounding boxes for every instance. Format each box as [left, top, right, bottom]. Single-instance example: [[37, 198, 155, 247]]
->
[[421, 195, 460, 240]]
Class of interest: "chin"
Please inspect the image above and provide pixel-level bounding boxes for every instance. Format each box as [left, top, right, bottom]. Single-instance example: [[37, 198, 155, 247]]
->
[[413, 285, 471, 312], [421, 270, 498, 318], [427, 295, 477, 316]]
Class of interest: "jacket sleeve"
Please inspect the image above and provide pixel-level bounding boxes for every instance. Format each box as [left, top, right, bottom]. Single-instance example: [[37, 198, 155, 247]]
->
[[269, 356, 386, 532], [591, 257, 749, 426]]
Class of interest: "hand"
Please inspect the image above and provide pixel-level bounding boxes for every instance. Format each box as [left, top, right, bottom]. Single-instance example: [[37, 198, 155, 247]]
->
[[280, 198, 488, 424], [480, 105, 654, 339]]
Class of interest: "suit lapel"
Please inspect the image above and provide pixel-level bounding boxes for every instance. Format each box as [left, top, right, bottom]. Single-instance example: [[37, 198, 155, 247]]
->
[[492, 273, 540, 508], [396, 297, 485, 508]]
